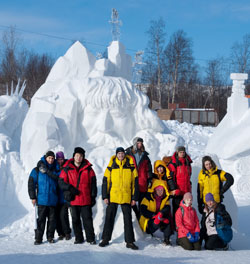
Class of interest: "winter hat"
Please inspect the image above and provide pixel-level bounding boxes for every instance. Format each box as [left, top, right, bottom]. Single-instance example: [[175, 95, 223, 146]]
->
[[155, 185, 164, 191], [183, 192, 193, 201], [45, 151, 55, 159], [176, 146, 186, 152], [133, 137, 144, 151], [73, 147, 85, 157], [116, 147, 125, 155], [205, 193, 214, 203], [56, 151, 65, 160]]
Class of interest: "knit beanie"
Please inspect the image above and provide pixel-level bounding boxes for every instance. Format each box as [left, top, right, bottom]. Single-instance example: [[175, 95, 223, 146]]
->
[[205, 193, 215, 203], [183, 192, 193, 201], [116, 147, 125, 155], [45, 151, 55, 159], [177, 146, 186, 152], [73, 147, 85, 157], [56, 151, 65, 160]]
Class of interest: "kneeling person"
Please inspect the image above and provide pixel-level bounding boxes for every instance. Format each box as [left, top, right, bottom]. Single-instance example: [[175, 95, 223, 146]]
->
[[139, 180, 172, 245], [175, 192, 201, 250]]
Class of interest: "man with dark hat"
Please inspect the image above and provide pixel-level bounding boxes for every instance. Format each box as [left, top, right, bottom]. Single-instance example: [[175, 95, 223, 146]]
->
[[59, 147, 97, 245], [125, 137, 152, 219], [99, 147, 139, 250], [28, 150, 60, 245]]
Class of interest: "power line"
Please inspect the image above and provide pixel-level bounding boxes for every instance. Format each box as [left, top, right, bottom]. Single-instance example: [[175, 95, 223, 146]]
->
[[0, 24, 233, 65]]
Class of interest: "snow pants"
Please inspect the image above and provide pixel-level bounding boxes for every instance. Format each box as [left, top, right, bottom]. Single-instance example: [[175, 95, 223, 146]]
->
[[132, 192, 146, 220], [55, 203, 71, 237], [146, 219, 172, 239], [71, 205, 95, 242], [101, 203, 135, 243], [35, 205, 56, 241], [178, 237, 201, 250], [205, 234, 226, 250]]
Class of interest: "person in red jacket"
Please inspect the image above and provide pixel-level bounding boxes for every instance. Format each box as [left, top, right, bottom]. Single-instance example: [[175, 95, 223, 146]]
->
[[125, 137, 152, 219], [59, 147, 97, 245], [175, 192, 201, 250], [168, 146, 192, 224]]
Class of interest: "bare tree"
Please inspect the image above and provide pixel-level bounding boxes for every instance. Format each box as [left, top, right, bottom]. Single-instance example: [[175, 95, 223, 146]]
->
[[231, 34, 250, 73], [164, 30, 194, 104], [142, 18, 166, 108]]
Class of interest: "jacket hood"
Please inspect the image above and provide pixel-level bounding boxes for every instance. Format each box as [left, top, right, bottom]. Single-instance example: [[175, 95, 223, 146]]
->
[[64, 158, 92, 170], [149, 178, 168, 194], [41, 156, 59, 169], [154, 160, 168, 175]]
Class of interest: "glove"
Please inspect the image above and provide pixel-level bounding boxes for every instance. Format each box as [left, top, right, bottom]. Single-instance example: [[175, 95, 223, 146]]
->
[[39, 162, 47, 174], [174, 189, 181, 196], [91, 197, 96, 207], [187, 232, 195, 243], [69, 185, 79, 196], [153, 212, 163, 225], [193, 232, 199, 242]]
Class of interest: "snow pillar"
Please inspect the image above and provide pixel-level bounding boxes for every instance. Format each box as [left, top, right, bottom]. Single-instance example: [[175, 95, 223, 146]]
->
[[228, 73, 248, 124]]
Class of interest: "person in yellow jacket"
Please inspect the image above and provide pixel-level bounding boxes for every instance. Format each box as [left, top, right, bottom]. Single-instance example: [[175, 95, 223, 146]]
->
[[139, 179, 172, 245], [99, 147, 139, 250], [197, 156, 234, 214]]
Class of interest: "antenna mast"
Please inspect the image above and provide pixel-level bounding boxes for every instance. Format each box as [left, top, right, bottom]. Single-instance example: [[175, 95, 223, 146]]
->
[[109, 8, 122, 41]]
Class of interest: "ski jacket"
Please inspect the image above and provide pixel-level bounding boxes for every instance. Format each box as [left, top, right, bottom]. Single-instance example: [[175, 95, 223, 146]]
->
[[139, 179, 170, 232], [200, 203, 232, 243], [59, 158, 97, 206], [197, 167, 234, 207], [168, 152, 192, 195], [102, 155, 139, 204], [175, 199, 200, 238], [28, 156, 60, 206], [125, 146, 152, 193], [152, 160, 176, 191]]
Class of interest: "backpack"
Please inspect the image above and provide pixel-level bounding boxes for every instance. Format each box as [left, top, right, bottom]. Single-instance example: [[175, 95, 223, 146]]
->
[[215, 207, 233, 243]]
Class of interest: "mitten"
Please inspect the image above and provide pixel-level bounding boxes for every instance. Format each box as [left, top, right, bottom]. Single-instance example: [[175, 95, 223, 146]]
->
[[69, 185, 79, 196], [187, 232, 195, 243], [153, 212, 163, 225], [193, 232, 199, 242]]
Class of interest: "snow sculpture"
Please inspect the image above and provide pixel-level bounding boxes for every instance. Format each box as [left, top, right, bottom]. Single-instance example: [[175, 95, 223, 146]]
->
[[21, 41, 179, 173]]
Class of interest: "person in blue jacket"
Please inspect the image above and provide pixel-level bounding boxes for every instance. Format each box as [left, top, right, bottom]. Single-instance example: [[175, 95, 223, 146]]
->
[[28, 151, 60, 245]]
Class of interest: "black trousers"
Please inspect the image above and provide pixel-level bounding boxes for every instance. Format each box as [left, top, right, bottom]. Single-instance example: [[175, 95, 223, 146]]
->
[[146, 219, 172, 239], [102, 203, 135, 243], [71, 205, 95, 242], [35, 205, 56, 241], [178, 237, 201, 250], [205, 234, 226, 250], [56, 203, 71, 236], [172, 195, 183, 226]]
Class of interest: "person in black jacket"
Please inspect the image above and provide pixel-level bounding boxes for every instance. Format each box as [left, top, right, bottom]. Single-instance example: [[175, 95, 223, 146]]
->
[[200, 193, 232, 250]]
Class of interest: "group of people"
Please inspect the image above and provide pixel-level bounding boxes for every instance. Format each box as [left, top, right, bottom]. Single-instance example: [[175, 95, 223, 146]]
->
[[28, 137, 234, 251]]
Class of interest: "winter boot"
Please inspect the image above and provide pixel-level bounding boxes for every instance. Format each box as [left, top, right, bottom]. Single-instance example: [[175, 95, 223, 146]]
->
[[65, 234, 71, 240], [163, 238, 172, 246], [47, 238, 55, 243], [99, 240, 109, 247], [126, 242, 139, 250], [34, 240, 42, 245]]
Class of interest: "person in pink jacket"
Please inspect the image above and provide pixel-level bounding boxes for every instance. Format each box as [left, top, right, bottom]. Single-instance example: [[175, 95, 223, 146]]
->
[[175, 192, 201, 250]]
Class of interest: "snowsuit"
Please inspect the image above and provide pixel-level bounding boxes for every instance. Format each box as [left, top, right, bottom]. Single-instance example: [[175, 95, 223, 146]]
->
[[139, 179, 172, 240], [126, 146, 152, 219], [200, 203, 232, 250], [59, 158, 97, 243], [168, 152, 192, 221], [28, 156, 60, 242], [197, 167, 234, 214], [101, 155, 139, 243], [175, 199, 201, 250]]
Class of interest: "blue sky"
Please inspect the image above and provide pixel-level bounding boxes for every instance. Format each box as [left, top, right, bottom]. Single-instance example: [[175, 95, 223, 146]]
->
[[0, 0, 249, 67]]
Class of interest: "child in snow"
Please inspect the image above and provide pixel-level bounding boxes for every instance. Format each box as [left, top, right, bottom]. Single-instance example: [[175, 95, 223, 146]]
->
[[139, 179, 172, 245], [175, 192, 201, 250], [200, 193, 232, 250]]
